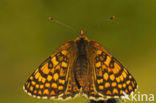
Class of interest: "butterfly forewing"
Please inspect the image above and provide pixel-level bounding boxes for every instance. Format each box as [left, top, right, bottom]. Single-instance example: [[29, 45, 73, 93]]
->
[[87, 40, 137, 100], [23, 41, 80, 100]]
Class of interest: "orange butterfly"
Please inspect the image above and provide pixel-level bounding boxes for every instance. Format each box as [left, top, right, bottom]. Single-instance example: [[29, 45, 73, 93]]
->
[[23, 30, 137, 101]]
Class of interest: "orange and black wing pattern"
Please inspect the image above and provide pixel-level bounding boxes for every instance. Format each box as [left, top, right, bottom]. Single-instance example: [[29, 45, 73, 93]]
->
[[23, 41, 80, 100], [23, 31, 138, 101], [88, 40, 137, 101]]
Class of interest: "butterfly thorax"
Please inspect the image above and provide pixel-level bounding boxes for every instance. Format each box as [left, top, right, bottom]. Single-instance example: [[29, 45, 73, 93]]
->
[[74, 37, 90, 89]]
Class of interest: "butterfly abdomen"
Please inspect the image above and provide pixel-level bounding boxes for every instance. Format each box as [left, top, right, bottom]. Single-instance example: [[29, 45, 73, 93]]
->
[[74, 38, 89, 88]]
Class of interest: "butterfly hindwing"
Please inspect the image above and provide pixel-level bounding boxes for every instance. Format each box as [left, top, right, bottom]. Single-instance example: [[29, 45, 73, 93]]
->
[[23, 41, 80, 100]]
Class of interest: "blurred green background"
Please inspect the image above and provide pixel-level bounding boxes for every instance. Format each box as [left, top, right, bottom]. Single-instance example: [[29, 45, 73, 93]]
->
[[0, 0, 156, 103]]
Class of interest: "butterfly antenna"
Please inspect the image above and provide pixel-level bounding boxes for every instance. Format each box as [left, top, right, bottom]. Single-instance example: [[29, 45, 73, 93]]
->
[[48, 17, 77, 34]]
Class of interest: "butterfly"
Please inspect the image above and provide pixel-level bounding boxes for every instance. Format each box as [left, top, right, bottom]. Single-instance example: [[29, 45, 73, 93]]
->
[[23, 30, 137, 101]]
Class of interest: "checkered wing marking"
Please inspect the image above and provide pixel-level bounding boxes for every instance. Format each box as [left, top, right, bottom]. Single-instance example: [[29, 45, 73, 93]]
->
[[88, 40, 137, 100], [23, 41, 80, 100], [94, 51, 137, 98]]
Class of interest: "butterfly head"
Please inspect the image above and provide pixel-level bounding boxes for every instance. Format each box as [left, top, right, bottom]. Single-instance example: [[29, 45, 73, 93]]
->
[[76, 29, 88, 40], [80, 29, 85, 36]]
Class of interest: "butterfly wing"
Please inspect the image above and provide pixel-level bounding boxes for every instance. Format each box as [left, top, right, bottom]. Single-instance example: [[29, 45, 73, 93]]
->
[[86, 40, 137, 101], [23, 40, 80, 100]]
